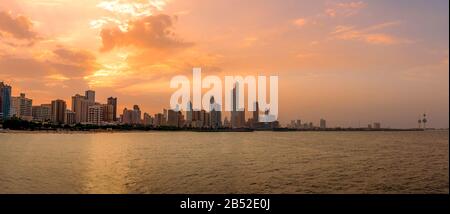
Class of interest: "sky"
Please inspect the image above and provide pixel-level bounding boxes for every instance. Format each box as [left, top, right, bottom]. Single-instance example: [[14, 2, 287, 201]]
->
[[0, 0, 448, 128]]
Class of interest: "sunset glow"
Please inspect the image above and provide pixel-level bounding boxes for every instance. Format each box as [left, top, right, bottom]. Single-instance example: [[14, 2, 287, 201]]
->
[[0, 0, 448, 128]]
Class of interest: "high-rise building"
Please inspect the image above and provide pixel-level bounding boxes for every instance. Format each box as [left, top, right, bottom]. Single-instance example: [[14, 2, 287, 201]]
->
[[210, 96, 222, 129], [101, 104, 114, 122], [32, 104, 52, 122], [320, 119, 326, 129], [167, 109, 179, 127], [85, 90, 95, 104], [231, 84, 245, 128], [186, 101, 193, 125], [72, 94, 89, 123], [163, 109, 168, 124], [252, 101, 259, 123], [107, 97, 117, 121], [143, 113, 153, 126], [153, 113, 164, 127], [122, 108, 131, 124], [296, 120, 301, 128], [204, 111, 210, 128], [223, 116, 231, 128], [373, 122, 381, 129], [65, 110, 76, 125], [88, 104, 103, 125], [0, 82, 12, 120], [121, 105, 142, 125], [51, 99, 66, 124], [132, 105, 141, 124], [11, 93, 33, 121]]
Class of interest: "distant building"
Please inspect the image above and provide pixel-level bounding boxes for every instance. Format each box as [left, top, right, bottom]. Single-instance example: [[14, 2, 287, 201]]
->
[[167, 109, 179, 127], [0, 82, 12, 120], [290, 120, 296, 128], [72, 94, 89, 123], [101, 104, 115, 122], [204, 111, 210, 128], [143, 113, 153, 126], [231, 83, 246, 128], [153, 113, 165, 127], [85, 90, 95, 104], [11, 93, 32, 121], [107, 97, 117, 121], [163, 109, 168, 124], [223, 116, 231, 128], [320, 119, 326, 129], [296, 120, 301, 128], [252, 101, 259, 123], [65, 110, 76, 125], [88, 105, 103, 125], [122, 105, 142, 125], [373, 122, 381, 129], [210, 107, 222, 129], [32, 104, 52, 122], [186, 101, 193, 125], [51, 99, 66, 124]]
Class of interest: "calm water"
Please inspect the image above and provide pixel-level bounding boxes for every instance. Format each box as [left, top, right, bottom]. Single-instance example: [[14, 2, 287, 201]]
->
[[0, 131, 448, 194]]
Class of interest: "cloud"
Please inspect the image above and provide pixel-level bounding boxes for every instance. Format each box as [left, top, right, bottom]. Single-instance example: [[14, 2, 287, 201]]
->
[[293, 18, 307, 27], [0, 11, 40, 46], [100, 14, 192, 52], [0, 47, 98, 80], [92, 0, 170, 30], [53, 47, 96, 66], [325, 1, 367, 18], [331, 22, 411, 45]]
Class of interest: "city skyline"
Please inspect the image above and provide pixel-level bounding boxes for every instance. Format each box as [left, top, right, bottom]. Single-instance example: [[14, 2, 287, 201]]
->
[[0, 0, 448, 128], [0, 81, 434, 130]]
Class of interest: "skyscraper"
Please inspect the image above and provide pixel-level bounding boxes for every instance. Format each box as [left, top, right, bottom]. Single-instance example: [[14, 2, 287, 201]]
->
[[101, 104, 114, 122], [210, 96, 222, 129], [65, 110, 76, 125], [88, 104, 103, 125], [0, 82, 12, 120], [153, 113, 164, 127], [107, 97, 117, 121], [51, 99, 66, 124], [132, 105, 141, 124], [252, 101, 259, 123], [167, 109, 179, 127], [72, 94, 89, 123], [186, 101, 193, 125], [11, 93, 32, 121], [121, 105, 142, 125], [85, 90, 95, 104], [143, 113, 153, 126], [320, 119, 326, 129], [231, 83, 245, 128], [32, 104, 52, 122]]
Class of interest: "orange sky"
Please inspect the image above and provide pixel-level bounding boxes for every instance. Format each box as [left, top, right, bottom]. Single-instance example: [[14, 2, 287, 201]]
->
[[0, 0, 448, 128]]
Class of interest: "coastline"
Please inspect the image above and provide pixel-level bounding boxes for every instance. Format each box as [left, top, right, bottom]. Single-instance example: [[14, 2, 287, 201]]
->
[[0, 128, 446, 134]]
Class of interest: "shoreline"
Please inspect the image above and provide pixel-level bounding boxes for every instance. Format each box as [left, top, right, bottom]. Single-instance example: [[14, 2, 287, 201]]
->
[[0, 128, 446, 134]]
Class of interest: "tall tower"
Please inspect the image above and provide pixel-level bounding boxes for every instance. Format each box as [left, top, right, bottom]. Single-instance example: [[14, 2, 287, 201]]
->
[[51, 99, 67, 124], [253, 101, 259, 123], [231, 83, 246, 128], [107, 97, 117, 121], [0, 82, 12, 120], [85, 90, 95, 104], [72, 94, 89, 123], [186, 101, 193, 124]]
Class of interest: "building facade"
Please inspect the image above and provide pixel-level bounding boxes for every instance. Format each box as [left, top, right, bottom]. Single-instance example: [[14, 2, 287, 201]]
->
[[51, 99, 67, 124]]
